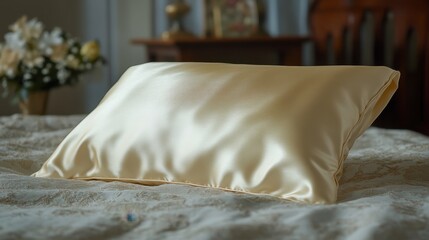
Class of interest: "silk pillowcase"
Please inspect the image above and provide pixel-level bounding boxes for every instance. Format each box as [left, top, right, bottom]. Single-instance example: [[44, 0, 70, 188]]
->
[[33, 63, 399, 204]]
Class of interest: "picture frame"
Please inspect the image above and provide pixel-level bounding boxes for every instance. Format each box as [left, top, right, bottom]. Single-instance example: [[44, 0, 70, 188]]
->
[[205, 0, 259, 38]]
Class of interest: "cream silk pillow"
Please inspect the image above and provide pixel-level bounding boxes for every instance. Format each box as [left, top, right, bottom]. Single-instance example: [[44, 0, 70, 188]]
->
[[33, 63, 399, 204]]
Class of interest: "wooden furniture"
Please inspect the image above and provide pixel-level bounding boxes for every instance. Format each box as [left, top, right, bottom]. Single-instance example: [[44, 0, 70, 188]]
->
[[310, 0, 429, 135], [131, 36, 310, 66]]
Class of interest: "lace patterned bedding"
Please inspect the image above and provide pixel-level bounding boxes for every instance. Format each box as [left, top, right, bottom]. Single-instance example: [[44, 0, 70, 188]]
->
[[1, 115, 428, 240]]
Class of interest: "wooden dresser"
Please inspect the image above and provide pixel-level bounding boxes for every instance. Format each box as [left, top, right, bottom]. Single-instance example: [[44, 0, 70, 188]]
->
[[131, 36, 310, 66]]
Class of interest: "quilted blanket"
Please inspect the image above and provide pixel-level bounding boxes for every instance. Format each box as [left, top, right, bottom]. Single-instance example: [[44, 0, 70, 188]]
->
[[1, 115, 428, 240]]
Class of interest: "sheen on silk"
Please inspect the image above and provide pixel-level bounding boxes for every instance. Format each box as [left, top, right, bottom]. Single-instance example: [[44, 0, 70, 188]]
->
[[33, 63, 399, 204]]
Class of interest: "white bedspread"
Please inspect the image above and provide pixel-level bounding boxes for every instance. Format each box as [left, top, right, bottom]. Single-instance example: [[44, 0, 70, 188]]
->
[[1, 115, 428, 240]]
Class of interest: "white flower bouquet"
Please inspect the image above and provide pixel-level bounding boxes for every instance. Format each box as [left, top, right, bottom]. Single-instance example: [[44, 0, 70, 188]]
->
[[0, 16, 105, 101]]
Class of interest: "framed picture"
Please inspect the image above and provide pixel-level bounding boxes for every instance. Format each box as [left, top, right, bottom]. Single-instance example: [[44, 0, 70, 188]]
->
[[207, 0, 259, 38]]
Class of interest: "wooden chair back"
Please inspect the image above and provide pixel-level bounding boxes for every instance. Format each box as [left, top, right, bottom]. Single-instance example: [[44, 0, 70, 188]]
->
[[309, 0, 429, 134]]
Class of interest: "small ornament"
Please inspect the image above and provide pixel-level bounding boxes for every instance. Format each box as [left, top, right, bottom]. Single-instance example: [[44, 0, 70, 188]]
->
[[126, 212, 137, 222], [162, 0, 195, 40]]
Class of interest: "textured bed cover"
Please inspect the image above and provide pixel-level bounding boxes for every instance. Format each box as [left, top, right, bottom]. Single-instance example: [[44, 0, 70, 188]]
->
[[1, 115, 429, 240]]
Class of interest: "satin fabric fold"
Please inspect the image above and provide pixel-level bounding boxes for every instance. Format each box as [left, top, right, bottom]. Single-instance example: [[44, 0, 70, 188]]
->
[[33, 63, 399, 204]]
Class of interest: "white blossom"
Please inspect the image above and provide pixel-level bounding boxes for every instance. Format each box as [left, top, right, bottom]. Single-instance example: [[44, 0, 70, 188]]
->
[[10, 17, 44, 41], [57, 68, 70, 84], [4, 32, 25, 52], [6, 68, 16, 77], [24, 73, 32, 79], [24, 18, 44, 40], [39, 28, 64, 55], [23, 50, 44, 68]]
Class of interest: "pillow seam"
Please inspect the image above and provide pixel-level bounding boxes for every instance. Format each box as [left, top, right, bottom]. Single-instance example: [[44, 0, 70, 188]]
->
[[334, 71, 397, 186], [73, 176, 306, 203]]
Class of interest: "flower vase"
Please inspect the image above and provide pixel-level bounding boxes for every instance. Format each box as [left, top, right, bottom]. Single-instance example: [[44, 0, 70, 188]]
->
[[19, 91, 49, 115]]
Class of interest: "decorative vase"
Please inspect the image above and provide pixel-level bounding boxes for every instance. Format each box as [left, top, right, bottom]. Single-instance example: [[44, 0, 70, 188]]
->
[[19, 91, 49, 115]]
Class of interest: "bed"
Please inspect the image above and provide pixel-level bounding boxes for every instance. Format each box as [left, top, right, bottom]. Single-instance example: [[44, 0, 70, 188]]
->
[[1, 0, 429, 239], [1, 115, 429, 239]]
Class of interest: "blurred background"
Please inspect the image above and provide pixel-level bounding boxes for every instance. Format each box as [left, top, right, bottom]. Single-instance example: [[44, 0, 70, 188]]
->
[[0, 0, 311, 116]]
